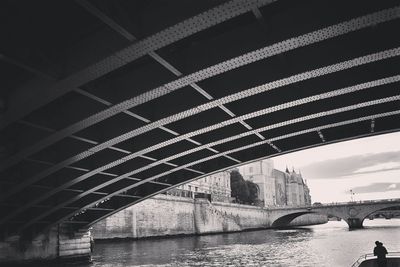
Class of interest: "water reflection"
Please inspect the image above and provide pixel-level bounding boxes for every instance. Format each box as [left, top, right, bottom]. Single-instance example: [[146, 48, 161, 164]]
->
[[85, 219, 400, 267]]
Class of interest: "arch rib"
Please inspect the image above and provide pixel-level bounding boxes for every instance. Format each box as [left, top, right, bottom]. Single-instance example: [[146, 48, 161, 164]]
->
[[16, 101, 400, 230], [2, 6, 400, 171], [0, 0, 278, 130], [42, 116, 400, 231], [1, 56, 400, 203]]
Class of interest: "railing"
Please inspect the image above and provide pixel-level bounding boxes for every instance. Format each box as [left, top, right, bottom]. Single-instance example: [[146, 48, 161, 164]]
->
[[326, 198, 400, 206], [163, 188, 194, 198], [351, 252, 400, 267]]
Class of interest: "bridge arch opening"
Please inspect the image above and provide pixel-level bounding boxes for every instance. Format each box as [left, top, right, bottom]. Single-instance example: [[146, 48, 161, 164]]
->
[[364, 205, 400, 222], [342, 204, 400, 229], [271, 212, 315, 228], [271, 210, 364, 229]]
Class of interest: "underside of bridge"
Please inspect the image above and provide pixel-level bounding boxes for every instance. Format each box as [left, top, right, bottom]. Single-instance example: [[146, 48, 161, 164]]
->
[[1, 0, 400, 239]]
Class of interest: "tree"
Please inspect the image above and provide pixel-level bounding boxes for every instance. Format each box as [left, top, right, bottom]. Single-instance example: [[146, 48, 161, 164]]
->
[[230, 170, 258, 204], [246, 180, 259, 204]]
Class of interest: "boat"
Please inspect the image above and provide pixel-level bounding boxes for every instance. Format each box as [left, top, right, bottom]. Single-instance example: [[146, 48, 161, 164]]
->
[[351, 252, 400, 267]]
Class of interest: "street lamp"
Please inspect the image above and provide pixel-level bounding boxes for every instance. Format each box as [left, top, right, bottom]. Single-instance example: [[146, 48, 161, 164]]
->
[[350, 189, 355, 202]]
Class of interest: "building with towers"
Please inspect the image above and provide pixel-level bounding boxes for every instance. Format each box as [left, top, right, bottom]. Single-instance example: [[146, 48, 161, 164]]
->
[[238, 159, 311, 207], [167, 158, 311, 207]]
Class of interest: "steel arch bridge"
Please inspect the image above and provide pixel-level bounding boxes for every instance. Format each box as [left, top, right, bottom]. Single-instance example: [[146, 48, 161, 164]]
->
[[1, 0, 400, 236]]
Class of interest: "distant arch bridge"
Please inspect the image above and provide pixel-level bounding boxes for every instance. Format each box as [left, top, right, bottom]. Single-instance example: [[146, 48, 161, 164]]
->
[[269, 199, 400, 229], [1, 0, 400, 237]]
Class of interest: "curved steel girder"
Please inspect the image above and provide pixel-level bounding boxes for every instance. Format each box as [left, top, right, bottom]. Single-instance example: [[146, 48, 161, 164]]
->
[[39, 110, 400, 231], [17, 101, 400, 230], [5, 74, 399, 210], [5, 72, 400, 211], [2, 6, 399, 171], [2, 47, 399, 204], [0, 0, 278, 130], [85, 129, 400, 229], [74, 0, 255, 140], [2, 86, 400, 228]]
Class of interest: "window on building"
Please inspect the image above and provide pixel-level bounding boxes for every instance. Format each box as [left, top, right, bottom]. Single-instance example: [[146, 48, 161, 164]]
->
[[195, 187, 198, 192], [188, 185, 192, 191], [205, 177, 207, 182], [249, 167, 253, 173]]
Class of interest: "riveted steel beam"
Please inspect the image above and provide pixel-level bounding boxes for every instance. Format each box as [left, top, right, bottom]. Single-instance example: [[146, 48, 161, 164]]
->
[[2, 44, 399, 178], [73, 88, 209, 151], [2, 6, 399, 169], [77, 131, 400, 229], [74, 88, 240, 168], [45, 108, 400, 230], [2, 63, 400, 205], [0, 0, 278, 130], [23, 158, 173, 186], [69, 89, 220, 170], [16, 98, 400, 230], [75, 0, 260, 147], [19, 113, 204, 173], [86, 118, 400, 228]]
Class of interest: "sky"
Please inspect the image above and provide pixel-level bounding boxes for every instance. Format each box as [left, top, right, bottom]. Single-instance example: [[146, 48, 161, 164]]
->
[[271, 132, 400, 203]]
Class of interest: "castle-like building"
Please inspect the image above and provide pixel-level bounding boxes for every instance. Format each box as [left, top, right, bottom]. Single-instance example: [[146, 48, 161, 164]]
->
[[238, 159, 311, 207], [167, 159, 310, 207]]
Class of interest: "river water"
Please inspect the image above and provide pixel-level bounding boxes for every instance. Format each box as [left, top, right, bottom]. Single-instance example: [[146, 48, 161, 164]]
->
[[84, 219, 400, 267]]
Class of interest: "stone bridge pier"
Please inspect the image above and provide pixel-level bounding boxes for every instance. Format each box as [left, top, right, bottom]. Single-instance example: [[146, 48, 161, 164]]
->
[[0, 224, 92, 265], [316, 205, 370, 229], [346, 218, 363, 229]]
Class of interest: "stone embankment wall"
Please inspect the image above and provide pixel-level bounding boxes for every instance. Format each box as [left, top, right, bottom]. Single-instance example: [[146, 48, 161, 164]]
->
[[93, 195, 195, 239], [93, 195, 327, 240]]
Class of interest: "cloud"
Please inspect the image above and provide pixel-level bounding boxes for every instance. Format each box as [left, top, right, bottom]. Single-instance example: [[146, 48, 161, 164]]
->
[[387, 184, 397, 189], [346, 183, 400, 194], [354, 162, 400, 173], [300, 151, 400, 179]]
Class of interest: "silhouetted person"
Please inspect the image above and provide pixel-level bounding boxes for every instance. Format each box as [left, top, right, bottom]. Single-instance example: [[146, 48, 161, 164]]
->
[[90, 235, 94, 252], [374, 241, 388, 267]]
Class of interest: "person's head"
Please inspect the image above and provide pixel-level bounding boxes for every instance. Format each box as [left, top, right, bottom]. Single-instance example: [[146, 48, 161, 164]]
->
[[375, 241, 381, 246]]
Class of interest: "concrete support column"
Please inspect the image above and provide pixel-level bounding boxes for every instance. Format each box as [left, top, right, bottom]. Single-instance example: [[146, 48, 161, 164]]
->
[[346, 218, 363, 229], [58, 225, 92, 262], [0, 224, 91, 265]]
